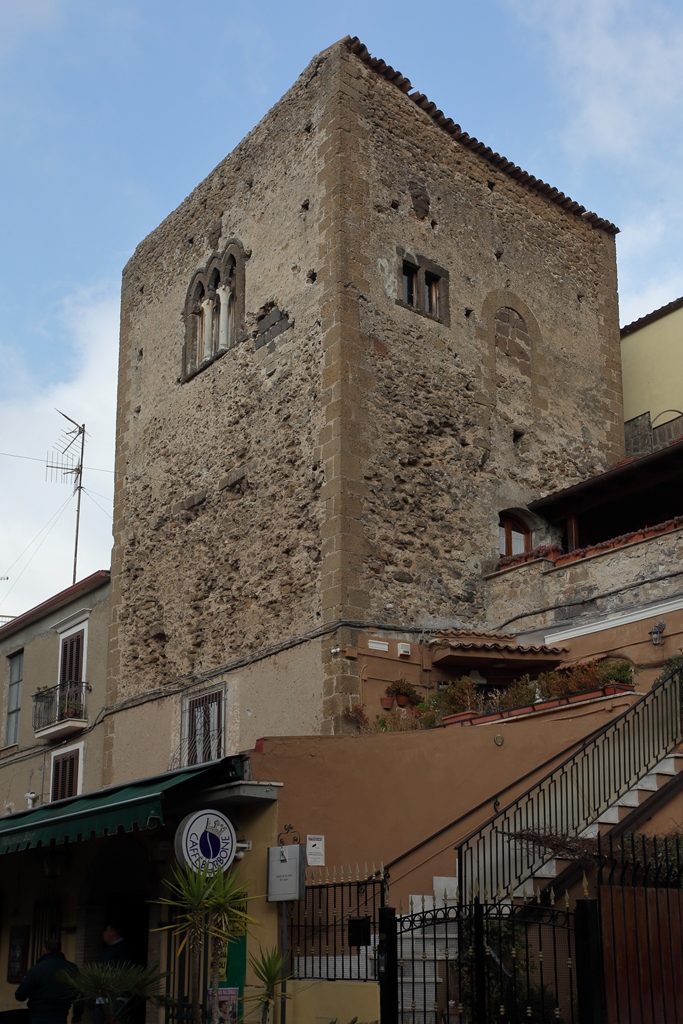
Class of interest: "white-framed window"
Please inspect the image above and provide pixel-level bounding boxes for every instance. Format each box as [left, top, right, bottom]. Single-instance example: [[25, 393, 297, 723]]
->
[[6, 650, 23, 746], [183, 687, 225, 766], [50, 741, 84, 801], [54, 610, 90, 695]]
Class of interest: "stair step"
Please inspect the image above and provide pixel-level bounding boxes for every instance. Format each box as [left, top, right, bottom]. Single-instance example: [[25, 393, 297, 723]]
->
[[597, 806, 621, 823], [533, 860, 557, 878], [580, 823, 600, 838], [635, 774, 660, 791], [652, 757, 678, 775], [615, 790, 641, 807]]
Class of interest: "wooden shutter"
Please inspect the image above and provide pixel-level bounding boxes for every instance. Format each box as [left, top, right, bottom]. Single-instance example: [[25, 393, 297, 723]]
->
[[60, 631, 84, 685], [51, 749, 79, 801]]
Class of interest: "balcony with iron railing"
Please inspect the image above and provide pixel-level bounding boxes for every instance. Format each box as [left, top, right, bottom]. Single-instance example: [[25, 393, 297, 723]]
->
[[32, 681, 90, 740]]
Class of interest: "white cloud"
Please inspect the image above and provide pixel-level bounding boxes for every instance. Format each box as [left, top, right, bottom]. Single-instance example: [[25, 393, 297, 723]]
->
[[0, 285, 118, 617], [507, 0, 683, 324]]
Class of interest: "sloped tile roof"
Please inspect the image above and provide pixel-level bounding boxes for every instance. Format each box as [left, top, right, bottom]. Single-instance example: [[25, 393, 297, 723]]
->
[[343, 36, 619, 236]]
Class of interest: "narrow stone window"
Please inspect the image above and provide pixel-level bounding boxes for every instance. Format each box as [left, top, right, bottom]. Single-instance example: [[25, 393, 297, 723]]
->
[[402, 261, 418, 307], [396, 250, 450, 325]]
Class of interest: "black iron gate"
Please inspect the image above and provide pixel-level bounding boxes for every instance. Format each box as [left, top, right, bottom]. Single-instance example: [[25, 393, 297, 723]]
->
[[386, 898, 578, 1024]]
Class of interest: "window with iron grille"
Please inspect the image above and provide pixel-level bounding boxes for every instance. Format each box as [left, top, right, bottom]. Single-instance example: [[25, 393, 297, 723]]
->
[[6, 650, 23, 746], [51, 747, 80, 801], [187, 690, 223, 766]]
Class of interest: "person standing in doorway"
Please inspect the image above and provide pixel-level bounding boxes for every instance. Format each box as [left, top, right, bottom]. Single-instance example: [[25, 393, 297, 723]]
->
[[100, 924, 131, 966], [95, 923, 132, 1024], [14, 937, 82, 1024]]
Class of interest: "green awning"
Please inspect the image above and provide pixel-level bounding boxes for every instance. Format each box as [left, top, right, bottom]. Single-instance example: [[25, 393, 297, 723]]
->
[[0, 764, 218, 854]]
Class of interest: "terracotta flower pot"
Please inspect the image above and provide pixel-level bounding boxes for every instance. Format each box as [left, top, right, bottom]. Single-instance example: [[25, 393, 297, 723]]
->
[[380, 696, 395, 711], [395, 694, 410, 708]]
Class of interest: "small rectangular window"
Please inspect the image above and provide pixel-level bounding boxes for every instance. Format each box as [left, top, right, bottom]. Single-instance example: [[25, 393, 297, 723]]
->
[[402, 262, 418, 307], [425, 273, 439, 317], [6, 651, 23, 746], [187, 690, 223, 766], [51, 748, 79, 801]]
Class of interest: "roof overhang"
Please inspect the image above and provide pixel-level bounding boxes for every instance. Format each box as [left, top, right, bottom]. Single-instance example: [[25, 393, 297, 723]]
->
[[528, 443, 683, 522], [0, 757, 275, 855]]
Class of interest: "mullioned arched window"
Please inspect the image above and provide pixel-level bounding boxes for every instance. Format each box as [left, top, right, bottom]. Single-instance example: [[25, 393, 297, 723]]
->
[[181, 241, 246, 380]]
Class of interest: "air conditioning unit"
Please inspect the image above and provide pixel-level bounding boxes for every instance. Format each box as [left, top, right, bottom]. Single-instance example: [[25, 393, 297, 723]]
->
[[397, 642, 411, 658]]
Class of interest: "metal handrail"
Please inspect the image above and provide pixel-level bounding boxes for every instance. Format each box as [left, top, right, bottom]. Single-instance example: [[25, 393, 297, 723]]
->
[[32, 680, 87, 731], [456, 666, 682, 901]]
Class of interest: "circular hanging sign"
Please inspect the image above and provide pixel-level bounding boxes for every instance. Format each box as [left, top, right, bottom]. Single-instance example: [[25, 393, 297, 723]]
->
[[174, 808, 237, 873]]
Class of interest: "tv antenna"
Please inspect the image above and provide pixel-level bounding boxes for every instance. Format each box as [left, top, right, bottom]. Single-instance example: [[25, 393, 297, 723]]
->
[[46, 410, 86, 585]]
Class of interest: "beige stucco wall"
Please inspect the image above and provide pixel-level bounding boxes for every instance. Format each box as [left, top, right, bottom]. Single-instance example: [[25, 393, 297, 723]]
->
[[250, 692, 638, 907], [0, 579, 109, 809], [622, 304, 683, 424], [287, 979, 380, 1023], [107, 639, 324, 786]]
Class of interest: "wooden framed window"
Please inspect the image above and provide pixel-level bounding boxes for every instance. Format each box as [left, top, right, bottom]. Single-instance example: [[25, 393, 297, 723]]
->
[[402, 261, 418, 307], [187, 690, 223, 766], [397, 250, 450, 324], [51, 748, 80, 801], [425, 272, 439, 317], [6, 650, 23, 746], [499, 515, 531, 557]]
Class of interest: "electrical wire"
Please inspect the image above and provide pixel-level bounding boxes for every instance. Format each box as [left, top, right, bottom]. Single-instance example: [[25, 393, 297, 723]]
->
[[0, 451, 113, 472], [0, 491, 75, 583], [83, 487, 113, 503], [82, 488, 113, 520], [0, 493, 75, 610]]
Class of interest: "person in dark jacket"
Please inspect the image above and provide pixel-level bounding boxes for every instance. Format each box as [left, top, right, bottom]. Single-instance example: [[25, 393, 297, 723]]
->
[[14, 938, 81, 1024], [100, 925, 131, 967]]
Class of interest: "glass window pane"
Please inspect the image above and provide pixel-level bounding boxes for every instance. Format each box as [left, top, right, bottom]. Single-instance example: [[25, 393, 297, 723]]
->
[[6, 711, 18, 746], [499, 525, 507, 555], [511, 528, 526, 555]]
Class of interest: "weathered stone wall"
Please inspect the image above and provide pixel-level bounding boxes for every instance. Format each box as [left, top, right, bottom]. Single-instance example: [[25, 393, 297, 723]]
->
[[322, 46, 622, 642], [107, 50, 340, 775], [485, 528, 683, 634], [108, 39, 624, 755]]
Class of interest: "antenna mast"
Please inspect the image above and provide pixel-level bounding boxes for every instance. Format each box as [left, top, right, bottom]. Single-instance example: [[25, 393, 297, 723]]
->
[[46, 411, 86, 585]]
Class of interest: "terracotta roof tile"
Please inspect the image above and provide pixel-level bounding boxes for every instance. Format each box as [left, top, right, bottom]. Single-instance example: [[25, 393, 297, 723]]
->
[[621, 294, 683, 337], [343, 36, 619, 236]]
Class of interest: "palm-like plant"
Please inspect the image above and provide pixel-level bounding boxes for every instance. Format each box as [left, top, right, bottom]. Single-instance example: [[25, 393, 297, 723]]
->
[[243, 946, 290, 1024], [156, 863, 257, 1024], [57, 963, 169, 1024], [208, 870, 257, 1024], [156, 862, 217, 1024]]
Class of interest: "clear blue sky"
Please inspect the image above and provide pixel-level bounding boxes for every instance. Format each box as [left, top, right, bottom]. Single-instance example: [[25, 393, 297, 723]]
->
[[1, 0, 682, 615]]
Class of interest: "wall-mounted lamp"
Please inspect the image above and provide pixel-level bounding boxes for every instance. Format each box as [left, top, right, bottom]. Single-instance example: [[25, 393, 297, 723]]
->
[[649, 621, 666, 646]]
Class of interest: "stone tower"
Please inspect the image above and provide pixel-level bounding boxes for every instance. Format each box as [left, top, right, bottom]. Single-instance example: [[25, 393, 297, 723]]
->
[[104, 37, 622, 784]]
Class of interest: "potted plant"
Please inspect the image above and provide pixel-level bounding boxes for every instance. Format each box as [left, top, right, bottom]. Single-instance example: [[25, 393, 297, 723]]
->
[[60, 699, 82, 719], [386, 679, 421, 708], [380, 695, 395, 711]]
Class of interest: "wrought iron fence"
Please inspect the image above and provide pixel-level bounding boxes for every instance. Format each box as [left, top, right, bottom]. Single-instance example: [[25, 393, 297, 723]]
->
[[396, 899, 576, 1024], [456, 666, 682, 902], [289, 874, 386, 980], [32, 680, 88, 731]]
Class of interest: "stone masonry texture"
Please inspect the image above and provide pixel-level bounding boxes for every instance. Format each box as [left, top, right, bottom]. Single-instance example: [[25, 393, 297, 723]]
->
[[107, 39, 624, 758]]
